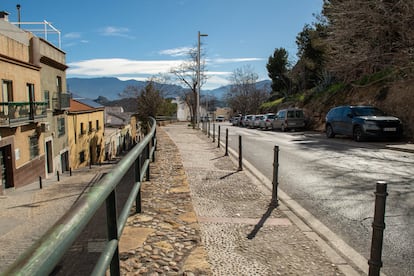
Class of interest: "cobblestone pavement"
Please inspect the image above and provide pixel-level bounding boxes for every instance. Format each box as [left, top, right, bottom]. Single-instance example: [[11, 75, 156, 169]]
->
[[165, 124, 348, 276], [0, 162, 116, 272], [120, 123, 352, 275], [0, 122, 362, 275]]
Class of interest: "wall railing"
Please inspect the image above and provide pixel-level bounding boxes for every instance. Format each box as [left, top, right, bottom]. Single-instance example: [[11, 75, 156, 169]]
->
[[2, 117, 157, 276]]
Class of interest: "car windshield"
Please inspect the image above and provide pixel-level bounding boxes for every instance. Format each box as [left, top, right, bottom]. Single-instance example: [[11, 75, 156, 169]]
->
[[287, 110, 304, 118], [353, 107, 386, 116]]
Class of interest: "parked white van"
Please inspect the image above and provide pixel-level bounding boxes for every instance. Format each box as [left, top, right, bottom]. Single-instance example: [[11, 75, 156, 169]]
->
[[272, 108, 305, 131]]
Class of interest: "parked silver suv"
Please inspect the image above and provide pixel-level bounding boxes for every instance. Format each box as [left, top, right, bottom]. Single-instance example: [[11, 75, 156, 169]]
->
[[272, 108, 305, 131]]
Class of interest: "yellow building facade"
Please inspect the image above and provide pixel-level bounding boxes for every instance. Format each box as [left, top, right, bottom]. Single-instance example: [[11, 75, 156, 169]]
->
[[67, 98, 105, 169], [0, 13, 49, 193]]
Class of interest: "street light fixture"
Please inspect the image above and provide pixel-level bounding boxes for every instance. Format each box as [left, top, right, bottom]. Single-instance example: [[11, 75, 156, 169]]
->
[[197, 31, 208, 126]]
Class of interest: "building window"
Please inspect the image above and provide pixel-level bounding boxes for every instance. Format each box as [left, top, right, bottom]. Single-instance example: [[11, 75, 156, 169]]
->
[[56, 76, 62, 93], [96, 120, 100, 130], [89, 121, 93, 133], [57, 117, 65, 137], [29, 135, 39, 159], [1, 80, 13, 102], [1, 80, 13, 115], [79, 151, 85, 163], [80, 122, 85, 135], [27, 83, 35, 102], [44, 90, 50, 109]]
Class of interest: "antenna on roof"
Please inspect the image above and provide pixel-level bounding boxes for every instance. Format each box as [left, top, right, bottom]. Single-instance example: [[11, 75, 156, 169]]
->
[[16, 4, 21, 28]]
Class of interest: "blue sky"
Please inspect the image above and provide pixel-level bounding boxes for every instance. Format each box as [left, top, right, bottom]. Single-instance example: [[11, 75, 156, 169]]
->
[[3, 0, 323, 90]]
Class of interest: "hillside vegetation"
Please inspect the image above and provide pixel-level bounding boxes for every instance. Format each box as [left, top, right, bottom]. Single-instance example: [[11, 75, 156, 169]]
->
[[262, 1, 414, 140]]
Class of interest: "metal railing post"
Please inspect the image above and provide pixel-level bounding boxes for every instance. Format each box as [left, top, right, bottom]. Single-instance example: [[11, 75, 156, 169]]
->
[[152, 128, 156, 162], [225, 128, 229, 156], [270, 145, 279, 207], [135, 156, 142, 213], [368, 181, 388, 276], [146, 144, 150, 181], [39, 176, 42, 189], [106, 190, 120, 276], [57, 171, 60, 182], [208, 121, 210, 138], [238, 135, 243, 171]]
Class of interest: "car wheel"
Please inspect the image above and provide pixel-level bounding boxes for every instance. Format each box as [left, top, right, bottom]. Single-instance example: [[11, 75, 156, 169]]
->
[[353, 126, 364, 142], [326, 124, 335, 138], [281, 124, 287, 132]]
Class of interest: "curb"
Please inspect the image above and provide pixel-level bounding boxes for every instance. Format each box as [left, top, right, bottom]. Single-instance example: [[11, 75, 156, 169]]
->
[[214, 133, 371, 276]]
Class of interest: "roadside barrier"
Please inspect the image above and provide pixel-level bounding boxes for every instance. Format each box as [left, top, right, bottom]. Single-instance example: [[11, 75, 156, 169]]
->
[[225, 128, 229, 156], [270, 145, 279, 207], [3, 117, 157, 276], [203, 125, 391, 275], [238, 135, 243, 171], [217, 125, 221, 148], [368, 181, 388, 276]]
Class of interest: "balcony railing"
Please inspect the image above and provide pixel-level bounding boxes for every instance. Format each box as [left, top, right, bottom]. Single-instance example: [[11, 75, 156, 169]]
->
[[52, 92, 70, 110], [0, 102, 47, 127]]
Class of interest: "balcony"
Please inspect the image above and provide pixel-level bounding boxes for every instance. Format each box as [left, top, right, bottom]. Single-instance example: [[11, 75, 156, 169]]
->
[[52, 92, 70, 110], [0, 102, 47, 127]]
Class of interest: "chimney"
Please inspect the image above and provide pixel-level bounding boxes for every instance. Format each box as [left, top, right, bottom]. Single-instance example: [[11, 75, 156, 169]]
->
[[0, 11, 10, 21]]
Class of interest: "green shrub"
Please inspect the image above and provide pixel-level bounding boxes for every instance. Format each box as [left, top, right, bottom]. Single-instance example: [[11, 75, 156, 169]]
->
[[354, 68, 393, 86]]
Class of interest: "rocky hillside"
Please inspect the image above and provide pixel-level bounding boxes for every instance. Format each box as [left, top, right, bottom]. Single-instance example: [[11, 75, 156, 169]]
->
[[301, 79, 414, 141]]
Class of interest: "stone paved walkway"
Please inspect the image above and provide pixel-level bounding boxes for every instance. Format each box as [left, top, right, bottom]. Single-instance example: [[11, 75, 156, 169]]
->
[[119, 123, 351, 275]]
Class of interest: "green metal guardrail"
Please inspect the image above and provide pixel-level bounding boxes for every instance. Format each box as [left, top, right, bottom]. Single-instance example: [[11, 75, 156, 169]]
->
[[2, 117, 157, 276]]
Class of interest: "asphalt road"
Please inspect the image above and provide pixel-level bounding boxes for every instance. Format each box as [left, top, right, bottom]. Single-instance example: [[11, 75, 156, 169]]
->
[[214, 122, 413, 276]]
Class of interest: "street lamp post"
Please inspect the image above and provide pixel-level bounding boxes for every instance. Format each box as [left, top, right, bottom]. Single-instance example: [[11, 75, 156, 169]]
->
[[197, 31, 208, 127]]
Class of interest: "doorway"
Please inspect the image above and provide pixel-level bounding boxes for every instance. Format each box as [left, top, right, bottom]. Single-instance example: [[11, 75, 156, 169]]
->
[[0, 145, 13, 189], [45, 140, 53, 174], [61, 151, 69, 172]]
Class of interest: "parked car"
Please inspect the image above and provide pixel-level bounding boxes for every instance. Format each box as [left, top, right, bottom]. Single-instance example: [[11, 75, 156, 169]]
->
[[216, 115, 225, 122], [247, 115, 257, 128], [239, 116, 245, 127], [325, 105, 403, 142], [242, 115, 253, 127], [231, 115, 242, 126], [272, 108, 305, 131], [253, 115, 264, 128], [259, 113, 276, 130]]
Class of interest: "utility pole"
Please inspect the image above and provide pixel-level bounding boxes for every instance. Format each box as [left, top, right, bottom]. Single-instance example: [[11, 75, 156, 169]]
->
[[196, 31, 208, 127]]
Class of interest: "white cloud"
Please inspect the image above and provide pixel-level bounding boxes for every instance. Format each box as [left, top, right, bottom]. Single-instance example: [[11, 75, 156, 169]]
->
[[203, 75, 230, 90], [100, 26, 135, 39], [67, 58, 183, 76], [209, 57, 265, 64], [67, 57, 264, 89], [64, 32, 81, 39], [159, 47, 193, 57]]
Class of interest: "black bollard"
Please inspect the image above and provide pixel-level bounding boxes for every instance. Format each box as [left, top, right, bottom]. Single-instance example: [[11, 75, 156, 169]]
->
[[218, 125, 221, 148], [270, 146, 279, 207], [225, 128, 229, 156], [368, 181, 388, 276], [39, 176, 42, 189], [213, 123, 216, 142], [57, 171, 60, 182], [208, 121, 211, 138], [238, 135, 243, 171], [69, 167, 72, 176]]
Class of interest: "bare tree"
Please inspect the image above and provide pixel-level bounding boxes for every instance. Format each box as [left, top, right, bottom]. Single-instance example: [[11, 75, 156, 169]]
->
[[322, 0, 414, 81], [170, 46, 207, 125], [225, 65, 268, 115]]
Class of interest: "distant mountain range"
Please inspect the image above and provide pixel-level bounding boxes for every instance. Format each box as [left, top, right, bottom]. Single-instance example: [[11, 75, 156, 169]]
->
[[67, 77, 271, 101]]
